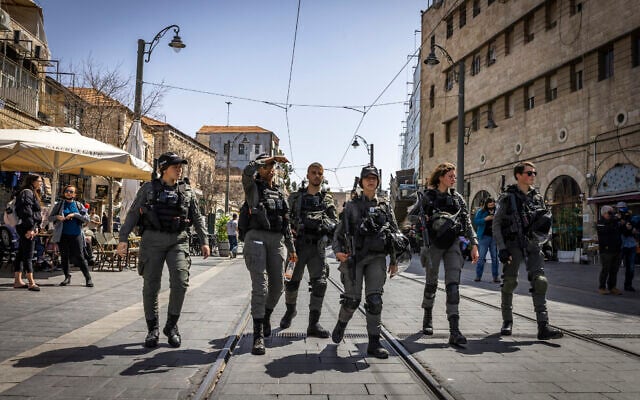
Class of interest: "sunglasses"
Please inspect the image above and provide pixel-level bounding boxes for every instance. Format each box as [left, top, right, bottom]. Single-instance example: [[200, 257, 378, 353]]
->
[[64, 190, 75, 194], [524, 171, 537, 176]]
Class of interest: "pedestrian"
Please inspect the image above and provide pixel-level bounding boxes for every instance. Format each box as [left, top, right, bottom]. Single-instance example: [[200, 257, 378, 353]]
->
[[331, 165, 403, 358], [12, 174, 44, 291], [473, 197, 500, 282], [241, 153, 297, 355], [617, 202, 637, 292], [408, 162, 479, 346], [49, 185, 94, 287], [87, 208, 101, 232], [494, 161, 563, 340], [226, 213, 239, 258], [101, 212, 110, 232], [116, 152, 210, 348], [281, 162, 338, 338], [595, 205, 622, 295]]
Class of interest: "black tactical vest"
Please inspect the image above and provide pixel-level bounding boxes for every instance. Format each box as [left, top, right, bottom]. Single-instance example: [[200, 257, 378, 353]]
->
[[296, 191, 326, 235], [146, 179, 190, 232], [250, 180, 287, 233]]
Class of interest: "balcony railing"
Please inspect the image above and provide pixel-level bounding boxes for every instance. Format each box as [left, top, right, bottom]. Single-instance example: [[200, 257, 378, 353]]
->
[[0, 54, 39, 116]]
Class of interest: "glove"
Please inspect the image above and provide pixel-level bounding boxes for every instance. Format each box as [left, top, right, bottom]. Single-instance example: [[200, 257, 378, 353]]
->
[[498, 249, 511, 264]]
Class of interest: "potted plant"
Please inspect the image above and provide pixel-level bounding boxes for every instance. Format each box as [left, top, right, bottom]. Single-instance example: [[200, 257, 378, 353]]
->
[[552, 205, 581, 262], [216, 214, 231, 257]]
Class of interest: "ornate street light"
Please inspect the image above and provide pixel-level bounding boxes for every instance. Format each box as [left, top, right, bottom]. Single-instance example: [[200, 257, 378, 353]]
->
[[351, 134, 374, 166]]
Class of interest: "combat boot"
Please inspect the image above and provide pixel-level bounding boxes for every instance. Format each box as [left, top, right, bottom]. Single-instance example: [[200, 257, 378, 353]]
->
[[448, 315, 467, 346], [331, 320, 348, 344], [252, 318, 265, 355], [307, 310, 330, 338], [263, 308, 273, 337], [367, 334, 389, 359], [163, 313, 181, 348], [279, 303, 297, 329], [144, 317, 159, 348], [500, 320, 513, 336], [422, 308, 433, 335], [537, 321, 563, 340]]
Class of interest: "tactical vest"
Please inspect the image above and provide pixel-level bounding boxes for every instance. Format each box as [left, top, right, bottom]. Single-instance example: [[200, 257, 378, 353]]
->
[[247, 180, 287, 233], [351, 197, 390, 253], [423, 189, 463, 249], [294, 190, 327, 236], [500, 187, 549, 240], [144, 179, 190, 233]]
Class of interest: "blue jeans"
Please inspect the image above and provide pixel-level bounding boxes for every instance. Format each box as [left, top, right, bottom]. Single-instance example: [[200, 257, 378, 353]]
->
[[622, 247, 636, 289], [476, 235, 498, 279], [228, 235, 238, 256]]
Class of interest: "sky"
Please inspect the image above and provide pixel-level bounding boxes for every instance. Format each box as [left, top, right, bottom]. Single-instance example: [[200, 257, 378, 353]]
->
[[38, 0, 425, 191]]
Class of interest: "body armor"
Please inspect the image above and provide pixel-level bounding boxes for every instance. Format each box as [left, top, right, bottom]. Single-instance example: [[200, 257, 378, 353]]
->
[[247, 180, 287, 233], [141, 179, 190, 233]]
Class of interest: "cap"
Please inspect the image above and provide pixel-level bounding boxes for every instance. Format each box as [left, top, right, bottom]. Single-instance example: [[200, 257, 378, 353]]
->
[[616, 201, 628, 209], [359, 165, 379, 187], [256, 153, 276, 165], [157, 152, 188, 171]]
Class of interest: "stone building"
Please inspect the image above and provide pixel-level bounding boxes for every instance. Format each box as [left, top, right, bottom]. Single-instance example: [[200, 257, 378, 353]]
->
[[417, 0, 640, 257]]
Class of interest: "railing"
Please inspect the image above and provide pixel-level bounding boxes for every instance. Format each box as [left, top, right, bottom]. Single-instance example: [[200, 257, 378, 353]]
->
[[0, 54, 39, 116]]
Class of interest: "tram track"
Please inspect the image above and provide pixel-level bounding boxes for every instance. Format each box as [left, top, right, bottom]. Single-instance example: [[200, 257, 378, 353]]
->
[[397, 272, 640, 361]]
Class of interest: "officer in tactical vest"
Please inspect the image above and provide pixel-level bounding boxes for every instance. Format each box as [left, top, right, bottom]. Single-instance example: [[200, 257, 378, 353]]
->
[[242, 153, 297, 355], [493, 161, 563, 340], [331, 165, 401, 359], [280, 162, 338, 338], [409, 162, 479, 346], [117, 152, 210, 348]]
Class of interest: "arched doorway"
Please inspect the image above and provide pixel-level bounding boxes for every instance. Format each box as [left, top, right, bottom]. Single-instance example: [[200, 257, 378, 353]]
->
[[471, 190, 492, 214], [544, 175, 582, 257]]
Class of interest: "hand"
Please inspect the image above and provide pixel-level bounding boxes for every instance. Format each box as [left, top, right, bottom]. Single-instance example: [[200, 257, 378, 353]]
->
[[66, 213, 75, 220], [498, 249, 511, 264], [289, 252, 298, 263], [25, 230, 35, 240], [201, 245, 211, 259], [336, 252, 349, 262], [485, 215, 494, 221], [56, 215, 65, 221], [470, 245, 480, 263], [388, 264, 399, 278], [116, 242, 128, 257]]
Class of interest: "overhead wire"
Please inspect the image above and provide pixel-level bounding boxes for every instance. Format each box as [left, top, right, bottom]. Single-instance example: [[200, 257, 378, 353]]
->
[[283, 0, 302, 178]]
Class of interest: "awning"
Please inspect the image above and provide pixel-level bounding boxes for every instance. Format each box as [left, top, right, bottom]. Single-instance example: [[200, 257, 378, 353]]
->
[[587, 191, 640, 204]]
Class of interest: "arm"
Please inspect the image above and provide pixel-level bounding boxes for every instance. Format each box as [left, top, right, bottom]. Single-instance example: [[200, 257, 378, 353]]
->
[[281, 192, 296, 257], [71, 202, 90, 224], [242, 161, 261, 207], [458, 194, 478, 247], [118, 183, 149, 243], [189, 191, 210, 259], [473, 209, 486, 229], [492, 196, 508, 251]]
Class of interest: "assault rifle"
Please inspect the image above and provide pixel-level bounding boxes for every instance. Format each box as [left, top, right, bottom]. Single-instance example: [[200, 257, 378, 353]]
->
[[344, 200, 358, 285]]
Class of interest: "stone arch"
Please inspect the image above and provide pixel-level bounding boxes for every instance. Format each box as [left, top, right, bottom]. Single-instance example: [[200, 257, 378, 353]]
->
[[470, 190, 493, 212], [542, 164, 586, 198], [596, 163, 640, 194]]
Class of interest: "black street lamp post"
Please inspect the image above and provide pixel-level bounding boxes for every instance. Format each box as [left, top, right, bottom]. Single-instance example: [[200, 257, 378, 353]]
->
[[351, 134, 374, 166]]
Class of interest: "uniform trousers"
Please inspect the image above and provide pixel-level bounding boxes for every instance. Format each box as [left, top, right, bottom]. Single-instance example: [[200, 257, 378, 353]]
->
[[501, 240, 547, 322], [421, 238, 463, 317], [285, 237, 328, 311]]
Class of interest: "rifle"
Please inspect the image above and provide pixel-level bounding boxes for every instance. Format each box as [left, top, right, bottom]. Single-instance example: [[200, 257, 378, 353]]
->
[[344, 200, 358, 285], [415, 191, 431, 248], [508, 193, 528, 264]]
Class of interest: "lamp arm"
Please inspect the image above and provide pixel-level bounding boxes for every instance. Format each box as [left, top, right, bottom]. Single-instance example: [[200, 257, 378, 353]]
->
[[144, 25, 181, 63], [433, 44, 455, 65]]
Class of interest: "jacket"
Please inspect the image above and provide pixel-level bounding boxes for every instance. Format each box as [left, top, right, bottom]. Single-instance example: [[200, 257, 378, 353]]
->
[[48, 200, 90, 243]]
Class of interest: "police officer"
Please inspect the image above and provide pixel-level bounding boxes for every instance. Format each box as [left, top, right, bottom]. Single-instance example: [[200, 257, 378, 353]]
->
[[281, 162, 338, 338], [494, 161, 563, 340], [242, 153, 297, 355], [331, 165, 401, 359], [410, 162, 479, 346], [117, 152, 210, 348]]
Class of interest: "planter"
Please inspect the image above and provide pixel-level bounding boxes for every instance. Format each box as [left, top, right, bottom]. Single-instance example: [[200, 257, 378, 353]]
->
[[557, 250, 575, 263], [218, 241, 230, 257]]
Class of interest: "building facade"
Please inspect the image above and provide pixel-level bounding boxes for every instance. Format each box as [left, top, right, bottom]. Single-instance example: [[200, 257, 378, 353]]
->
[[418, 0, 640, 256]]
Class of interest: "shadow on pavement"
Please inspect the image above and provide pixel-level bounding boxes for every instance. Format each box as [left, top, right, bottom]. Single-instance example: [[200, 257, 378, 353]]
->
[[264, 344, 369, 378]]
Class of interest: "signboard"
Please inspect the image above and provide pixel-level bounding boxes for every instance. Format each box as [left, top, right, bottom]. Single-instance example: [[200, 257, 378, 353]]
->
[[95, 184, 108, 199]]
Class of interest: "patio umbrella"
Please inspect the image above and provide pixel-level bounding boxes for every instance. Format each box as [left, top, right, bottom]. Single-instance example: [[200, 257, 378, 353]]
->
[[0, 126, 152, 198], [120, 120, 145, 222]]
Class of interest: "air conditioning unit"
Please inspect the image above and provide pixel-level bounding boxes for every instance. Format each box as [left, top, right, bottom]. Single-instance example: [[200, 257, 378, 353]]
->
[[0, 10, 11, 31]]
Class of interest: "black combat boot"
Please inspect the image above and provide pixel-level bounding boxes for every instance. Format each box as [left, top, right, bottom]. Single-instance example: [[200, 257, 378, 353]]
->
[[537, 321, 563, 340], [500, 320, 513, 336], [279, 303, 297, 329], [367, 334, 389, 359], [144, 317, 159, 348], [59, 275, 71, 286], [448, 315, 467, 346], [307, 310, 330, 338], [163, 313, 181, 348], [422, 308, 433, 335], [331, 320, 348, 344], [263, 308, 273, 337], [252, 318, 265, 355]]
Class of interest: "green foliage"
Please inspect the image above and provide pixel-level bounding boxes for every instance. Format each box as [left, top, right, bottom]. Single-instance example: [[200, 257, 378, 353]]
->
[[216, 214, 231, 242], [552, 206, 581, 251]]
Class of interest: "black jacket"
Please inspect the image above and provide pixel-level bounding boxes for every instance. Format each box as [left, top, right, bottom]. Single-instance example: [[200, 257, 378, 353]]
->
[[15, 188, 42, 231], [596, 217, 622, 254]]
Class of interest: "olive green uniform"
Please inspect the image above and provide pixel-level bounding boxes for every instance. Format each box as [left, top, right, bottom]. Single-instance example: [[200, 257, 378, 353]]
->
[[119, 179, 207, 322]]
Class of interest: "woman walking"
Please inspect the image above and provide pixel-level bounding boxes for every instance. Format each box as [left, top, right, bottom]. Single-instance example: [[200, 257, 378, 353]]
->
[[473, 198, 500, 282], [13, 174, 44, 291], [49, 185, 93, 287]]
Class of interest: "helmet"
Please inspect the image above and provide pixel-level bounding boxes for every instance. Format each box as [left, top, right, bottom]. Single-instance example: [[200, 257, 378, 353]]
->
[[359, 165, 379, 188], [387, 232, 412, 277], [429, 211, 461, 249], [616, 201, 629, 213], [157, 152, 187, 171], [529, 209, 552, 245]]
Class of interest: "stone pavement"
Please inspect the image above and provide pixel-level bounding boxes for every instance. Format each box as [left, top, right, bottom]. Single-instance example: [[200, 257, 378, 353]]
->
[[0, 253, 638, 399]]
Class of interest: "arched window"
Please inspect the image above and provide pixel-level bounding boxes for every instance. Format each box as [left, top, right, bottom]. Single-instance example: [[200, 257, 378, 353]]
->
[[544, 175, 582, 253]]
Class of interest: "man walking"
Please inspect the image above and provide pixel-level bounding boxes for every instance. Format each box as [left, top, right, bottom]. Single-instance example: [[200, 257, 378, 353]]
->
[[281, 162, 338, 338], [226, 213, 239, 258]]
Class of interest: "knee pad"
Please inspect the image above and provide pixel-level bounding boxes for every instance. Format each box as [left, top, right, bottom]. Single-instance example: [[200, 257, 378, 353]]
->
[[285, 280, 301, 292], [340, 295, 360, 311], [445, 283, 460, 305], [365, 293, 383, 315], [424, 283, 438, 299], [309, 277, 327, 297], [530, 274, 548, 295]]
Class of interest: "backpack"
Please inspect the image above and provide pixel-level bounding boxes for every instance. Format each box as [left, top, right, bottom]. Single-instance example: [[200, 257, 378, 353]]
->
[[3, 198, 19, 228], [429, 209, 462, 249]]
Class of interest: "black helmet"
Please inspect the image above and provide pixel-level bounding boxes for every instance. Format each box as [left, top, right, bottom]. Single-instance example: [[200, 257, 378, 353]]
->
[[359, 165, 379, 188]]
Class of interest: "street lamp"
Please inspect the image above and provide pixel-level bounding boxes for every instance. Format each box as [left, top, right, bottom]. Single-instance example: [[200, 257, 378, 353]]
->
[[351, 134, 374, 166], [134, 25, 186, 122], [225, 134, 250, 213], [424, 43, 465, 194]]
